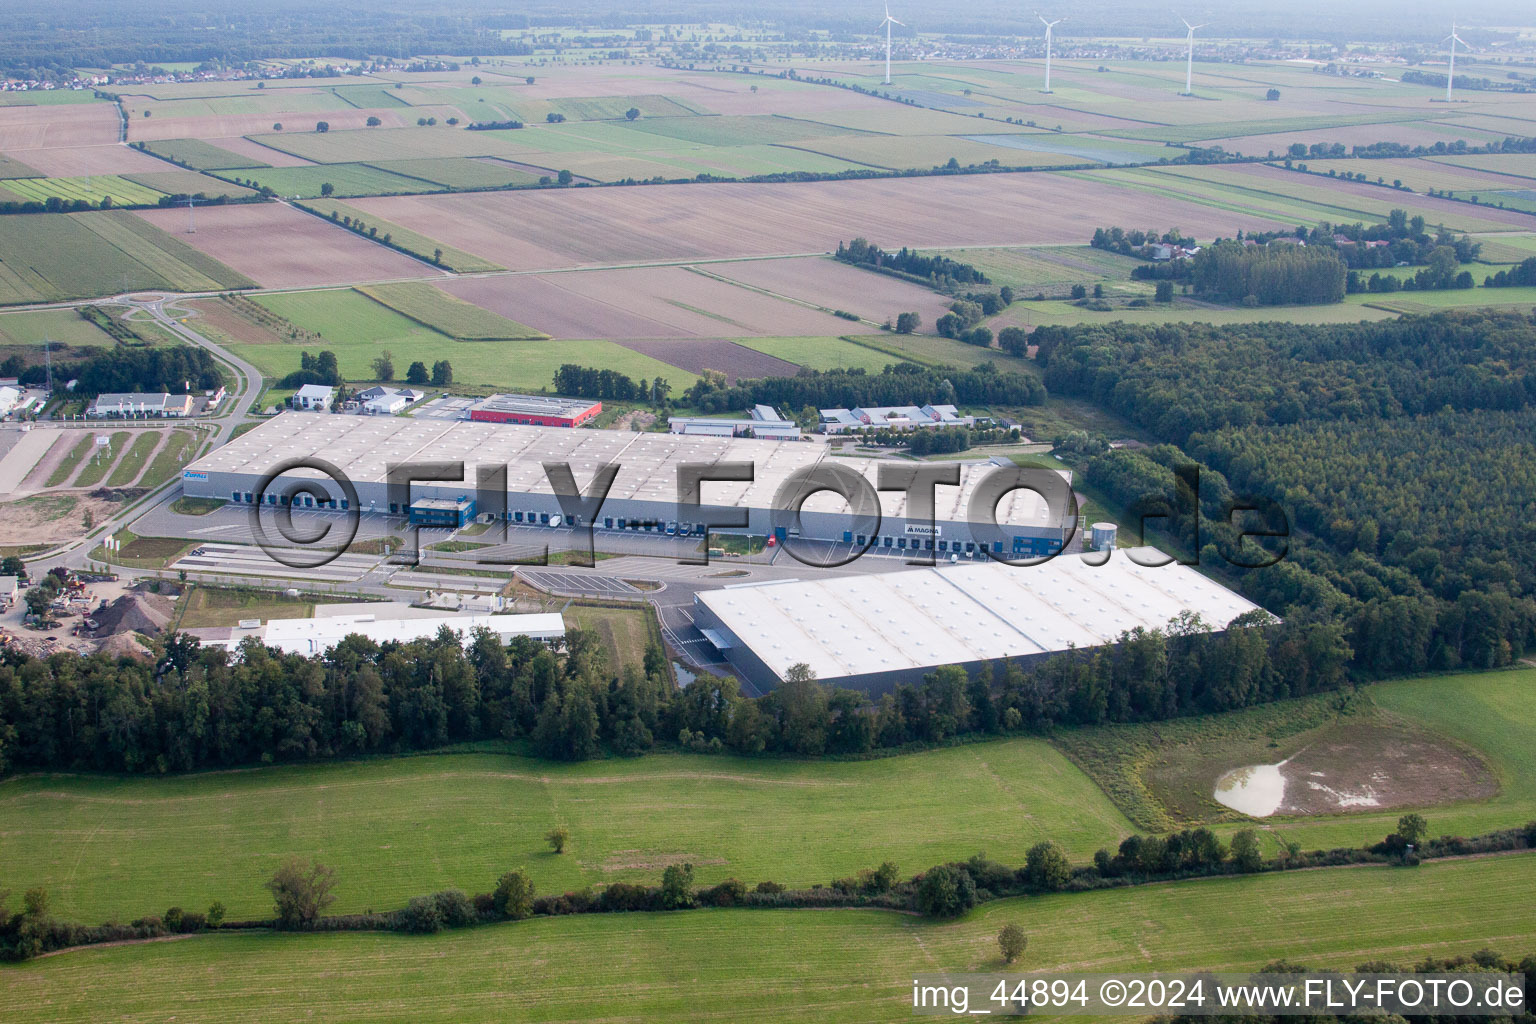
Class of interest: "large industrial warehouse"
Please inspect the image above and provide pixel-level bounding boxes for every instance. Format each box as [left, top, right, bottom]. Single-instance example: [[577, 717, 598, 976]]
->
[[180, 415, 1075, 555], [691, 552, 1264, 693]]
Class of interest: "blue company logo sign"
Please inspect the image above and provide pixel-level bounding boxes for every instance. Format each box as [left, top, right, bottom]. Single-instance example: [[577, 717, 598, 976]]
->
[[182, 470, 208, 481]]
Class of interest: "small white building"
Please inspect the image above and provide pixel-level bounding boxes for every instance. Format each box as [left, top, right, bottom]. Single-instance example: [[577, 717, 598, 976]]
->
[[357, 386, 423, 415], [0, 385, 19, 416], [0, 575, 18, 607], [291, 384, 335, 411], [189, 610, 566, 656]]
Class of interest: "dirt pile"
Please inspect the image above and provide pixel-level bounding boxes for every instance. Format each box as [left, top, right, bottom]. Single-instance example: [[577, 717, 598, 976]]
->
[[91, 591, 176, 638]]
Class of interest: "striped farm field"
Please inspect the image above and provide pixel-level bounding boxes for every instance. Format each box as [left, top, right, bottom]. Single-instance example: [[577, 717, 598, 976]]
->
[[0, 210, 254, 305], [212, 162, 435, 198], [0, 174, 168, 206], [135, 138, 270, 170], [1281, 157, 1536, 195], [120, 170, 260, 199], [2, 855, 1531, 1024], [0, 153, 41, 178], [294, 198, 503, 273], [0, 738, 1129, 921], [1430, 153, 1536, 183], [354, 281, 546, 339], [360, 157, 545, 189]]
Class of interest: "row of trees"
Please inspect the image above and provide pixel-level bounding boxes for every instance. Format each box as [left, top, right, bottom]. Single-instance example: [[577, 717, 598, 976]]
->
[[1486, 257, 1536, 288], [835, 238, 990, 288], [678, 362, 1045, 415], [10, 342, 223, 395], [0, 590, 1384, 777]]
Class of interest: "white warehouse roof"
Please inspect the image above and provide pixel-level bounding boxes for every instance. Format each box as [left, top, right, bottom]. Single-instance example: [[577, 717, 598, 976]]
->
[[185, 414, 1066, 527], [695, 550, 1264, 685], [222, 611, 565, 656]]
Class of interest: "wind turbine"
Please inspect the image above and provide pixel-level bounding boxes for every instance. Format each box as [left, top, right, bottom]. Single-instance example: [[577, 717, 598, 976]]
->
[[184, 195, 200, 234], [1178, 15, 1207, 96], [879, 4, 904, 86], [1038, 14, 1064, 94], [1444, 24, 1471, 102]]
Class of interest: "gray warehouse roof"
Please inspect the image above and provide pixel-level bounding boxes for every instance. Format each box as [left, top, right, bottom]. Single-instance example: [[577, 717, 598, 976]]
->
[[185, 414, 1066, 526], [695, 550, 1264, 685]]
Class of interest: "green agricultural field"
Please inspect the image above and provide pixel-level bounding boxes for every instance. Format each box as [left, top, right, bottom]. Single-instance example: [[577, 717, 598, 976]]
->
[[248, 126, 515, 163], [1056, 667, 1536, 853], [1113, 164, 1520, 234], [0, 90, 102, 107], [0, 174, 168, 207], [120, 171, 260, 199], [0, 738, 1131, 921], [253, 288, 452, 346], [0, 211, 253, 306], [104, 430, 162, 486], [615, 114, 865, 147], [1354, 285, 1536, 315], [241, 289, 688, 388], [1472, 232, 1536, 262], [327, 84, 412, 109], [75, 210, 257, 291], [544, 94, 701, 121], [294, 199, 503, 273], [353, 281, 545, 339], [3, 856, 1531, 1023], [937, 245, 1143, 292], [0, 308, 118, 348], [1101, 111, 1442, 144], [360, 157, 544, 189], [136, 138, 270, 170], [0, 154, 42, 179], [1431, 153, 1536, 183], [1284, 157, 1524, 195], [212, 162, 435, 199]]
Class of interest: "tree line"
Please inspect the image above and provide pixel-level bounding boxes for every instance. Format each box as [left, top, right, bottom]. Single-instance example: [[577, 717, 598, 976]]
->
[[835, 238, 991, 287], [679, 362, 1045, 415], [0, 593, 1381, 777], [10, 342, 223, 395]]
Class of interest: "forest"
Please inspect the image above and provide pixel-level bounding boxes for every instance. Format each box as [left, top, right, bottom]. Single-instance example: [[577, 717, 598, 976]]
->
[[6, 343, 224, 395], [1038, 310, 1536, 676], [1188, 241, 1347, 305]]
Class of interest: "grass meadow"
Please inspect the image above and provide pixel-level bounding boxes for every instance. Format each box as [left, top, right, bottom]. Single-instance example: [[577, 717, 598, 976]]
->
[[0, 738, 1132, 921], [2, 855, 1531, 1023], [1057, 668, 1536, 853]]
